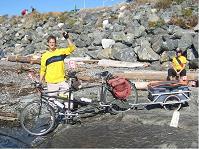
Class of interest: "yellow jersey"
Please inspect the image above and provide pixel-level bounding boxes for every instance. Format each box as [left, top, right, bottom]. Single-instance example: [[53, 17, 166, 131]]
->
[[172, 56, 187, 71], [40, 45, 76, 83]]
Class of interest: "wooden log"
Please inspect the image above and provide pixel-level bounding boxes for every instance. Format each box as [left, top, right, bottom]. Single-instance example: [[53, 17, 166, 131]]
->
[[76, 75, 97, 82], [114, 70, 198, 81], [7, 55, 99, 65], [98, 59, 149, 68], [133, 81, 150, 90], [0, 116, 18, 121], [64, 57, 99, 64], [7, 55, 40, 64], [0, 111, 17, 118], [0, 111, 18, 122]]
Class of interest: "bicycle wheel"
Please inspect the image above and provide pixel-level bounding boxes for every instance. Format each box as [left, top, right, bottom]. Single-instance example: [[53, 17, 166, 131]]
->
[[104, 81, 138, 113], [163, 95, 182, 111], [20, 100, 56, 136]]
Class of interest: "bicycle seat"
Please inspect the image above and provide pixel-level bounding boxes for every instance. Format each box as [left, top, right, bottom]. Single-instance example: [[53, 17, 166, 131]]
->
[[96, 71, 109, 77], [68, 71, 77, 78]]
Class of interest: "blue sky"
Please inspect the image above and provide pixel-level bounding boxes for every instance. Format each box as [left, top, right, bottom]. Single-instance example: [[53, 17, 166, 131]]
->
[[0, 0, 124, 16]]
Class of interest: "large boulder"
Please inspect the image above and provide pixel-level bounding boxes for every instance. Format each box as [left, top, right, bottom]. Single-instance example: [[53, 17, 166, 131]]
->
[[112, 47, 137, 62], [186, 48, 198, 61], [162, 37, 178, 51], [178, 33, 193, 50], [137, 39, 160, 61], [101, 39, 115, 49], [97, 48, 112, 59], [189, 58, 199, 69], [151, 35, 164, 54], [111, 32, 126, 42], [160, 51, 175, 63], [193, 34, 198, 52]]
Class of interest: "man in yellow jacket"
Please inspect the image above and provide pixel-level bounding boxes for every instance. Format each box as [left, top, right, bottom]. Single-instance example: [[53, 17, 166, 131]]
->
[[167, 48, 187, 81], [40, 32, 76, 108]]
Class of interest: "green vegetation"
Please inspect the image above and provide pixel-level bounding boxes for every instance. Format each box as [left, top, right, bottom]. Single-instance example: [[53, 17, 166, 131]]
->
[[155, 0, 186, 9], [0, 16, 5, 24], [173, 0, 186, 4], [148, 18, 165, 28], [181, 8, 193, 17], [155, 0, 173, 9], [169, 6, 197, 29], [169, 15, 198, 29], [57, 12, 78, 26]]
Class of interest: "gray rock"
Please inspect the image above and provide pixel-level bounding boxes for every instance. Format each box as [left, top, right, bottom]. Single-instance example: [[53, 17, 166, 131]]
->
[[101, 39, 115, 49], [193, 23, 199, 31], [112, 47, 137, 62], [151, 36, 164, 54], [112, 42, 129, 50], [70, 47, 88, 57], [89, 31, 106, 46], [160, 51, 175, 63], [75, 38, 87, 48], [86, 50, 100, 59], [0, 49, 5, 59], [162, 38, 178, 51], [134, 25, 146, 38], [189, 58, 199, 69], [137, 39, 160, 61], [193, 34, 198, 52], [112, 32, 126, 42], [153, 27, 168, 35], [124, 33, 135, 46], [113, 23, 125, 32], [178, 33, 193, 50], [186, 48, 198, 61], [97, 48, 112, 59]]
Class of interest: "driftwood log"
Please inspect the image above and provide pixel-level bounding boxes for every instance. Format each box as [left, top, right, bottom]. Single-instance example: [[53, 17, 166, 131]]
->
[[7, 55, 99, 65], [0, 111, 18, 122], [114, 70, 198, 81], [7, 55, 40, 64], [98, 59, 149, 68]]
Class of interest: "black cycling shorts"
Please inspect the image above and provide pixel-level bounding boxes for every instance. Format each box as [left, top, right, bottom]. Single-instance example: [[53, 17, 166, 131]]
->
[[168, 68, 186, 77]]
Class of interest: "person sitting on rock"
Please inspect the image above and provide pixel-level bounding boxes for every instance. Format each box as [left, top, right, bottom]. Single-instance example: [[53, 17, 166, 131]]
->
[[167, 48, 187, 81]]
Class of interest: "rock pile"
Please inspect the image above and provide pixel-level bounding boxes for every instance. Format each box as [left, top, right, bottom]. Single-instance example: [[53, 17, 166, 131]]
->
[[0, 0, 198, 69]]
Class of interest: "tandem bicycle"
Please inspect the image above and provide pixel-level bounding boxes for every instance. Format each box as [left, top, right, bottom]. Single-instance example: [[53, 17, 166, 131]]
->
[[20, 70, 138, 136]]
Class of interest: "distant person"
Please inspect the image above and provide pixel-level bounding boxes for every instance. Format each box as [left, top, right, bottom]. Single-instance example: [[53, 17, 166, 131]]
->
[[39, 32, 76, 109], [31, 6, 36, 12], [21, 9, 28, 16], [167, 48, 187, 81]]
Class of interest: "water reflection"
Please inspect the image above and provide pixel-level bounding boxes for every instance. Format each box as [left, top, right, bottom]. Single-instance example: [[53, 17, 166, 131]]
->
[[0, 127, 32, 148]]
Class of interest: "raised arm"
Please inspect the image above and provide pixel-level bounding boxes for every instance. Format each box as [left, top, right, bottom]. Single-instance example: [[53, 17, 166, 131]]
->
[[63, 32, 76, 54]]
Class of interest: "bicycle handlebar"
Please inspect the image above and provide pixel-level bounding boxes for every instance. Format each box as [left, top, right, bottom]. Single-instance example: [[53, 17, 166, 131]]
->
[[31, 81, 44, 90]]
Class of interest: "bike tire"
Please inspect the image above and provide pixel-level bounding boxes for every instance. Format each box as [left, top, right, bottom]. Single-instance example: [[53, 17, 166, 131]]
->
[[20, 100, 56, 136], [163, 95, 182, 111], [104, 81, 138, 114]]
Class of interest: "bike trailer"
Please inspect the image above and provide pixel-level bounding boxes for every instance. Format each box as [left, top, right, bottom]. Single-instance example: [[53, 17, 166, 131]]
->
[[147, 81, 191, 103]]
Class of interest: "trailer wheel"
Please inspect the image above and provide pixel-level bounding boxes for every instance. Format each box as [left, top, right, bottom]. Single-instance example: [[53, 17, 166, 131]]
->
[[163, 95, 181, 111]]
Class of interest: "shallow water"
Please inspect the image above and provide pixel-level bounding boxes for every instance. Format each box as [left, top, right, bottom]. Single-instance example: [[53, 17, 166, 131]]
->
[[38, 121, 198, 148], [0, 125, 44, 148], [0, 114, 198, 148]]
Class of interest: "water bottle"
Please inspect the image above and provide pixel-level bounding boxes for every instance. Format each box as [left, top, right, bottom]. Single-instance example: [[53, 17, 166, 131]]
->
[[54, 100, 64, 109], [80, 97, 92, 103]]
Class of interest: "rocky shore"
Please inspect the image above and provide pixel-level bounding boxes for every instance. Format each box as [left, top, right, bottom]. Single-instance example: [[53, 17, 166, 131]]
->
[[0, 0, 198, 148], [0, 59, 198, 148], [0, 0, 198, 69]]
